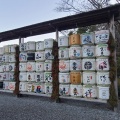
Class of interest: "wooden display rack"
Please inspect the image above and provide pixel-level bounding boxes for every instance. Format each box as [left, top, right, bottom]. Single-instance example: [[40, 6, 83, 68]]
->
[[0, 4, 120, 111]]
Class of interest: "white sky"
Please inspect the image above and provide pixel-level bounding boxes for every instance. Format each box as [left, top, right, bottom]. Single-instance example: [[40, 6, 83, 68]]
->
[[0, 0, 118, 47]]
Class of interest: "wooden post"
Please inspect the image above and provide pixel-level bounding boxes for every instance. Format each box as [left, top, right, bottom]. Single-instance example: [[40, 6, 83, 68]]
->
[[109, 15, 118, 112], [56, 29, 59, 42]]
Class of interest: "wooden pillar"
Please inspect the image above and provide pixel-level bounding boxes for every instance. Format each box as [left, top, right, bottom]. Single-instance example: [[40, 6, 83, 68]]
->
[[109, 15, 118, 111], [56, 29, 59, 42]]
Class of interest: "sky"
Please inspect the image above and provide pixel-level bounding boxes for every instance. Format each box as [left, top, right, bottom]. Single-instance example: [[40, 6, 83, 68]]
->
[[0, 0, 118, 47]]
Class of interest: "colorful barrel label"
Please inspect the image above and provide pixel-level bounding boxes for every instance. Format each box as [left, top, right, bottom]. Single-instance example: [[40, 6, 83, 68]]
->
[[81, 33, 94, 44], [96, 44, 110, 56], [44, 72, 52, 82], [35, 72, 44, 82], [35, 52, 44, 61], [70, 85, 82, 96], [59, 48, 69, 59], [59, 73, 70, 83], [58, 36, 68, 47], [36, 41, 44, 51], [70, 60, 81, 71], [27, 53, 35, 61], [83, 86, 97, 98], [82, 59, 95, 70], [96, 58, 109, 71], [69, 47, 81, 59], [45, 49, 54, 60], [19, 52, 27, 61], [83, 72, 96, 84], [59, 60, 69, 72], [59, 84, 70, 96], [95, 30, 109, 43], [82, 46, 95, 57]]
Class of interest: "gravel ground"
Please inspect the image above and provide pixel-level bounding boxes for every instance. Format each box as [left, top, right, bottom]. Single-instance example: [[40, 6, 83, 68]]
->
[[0, 93, 120, 120]]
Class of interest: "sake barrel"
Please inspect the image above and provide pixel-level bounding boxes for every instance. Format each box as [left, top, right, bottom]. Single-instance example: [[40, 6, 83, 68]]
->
[[27, 52, 35, 61], [70, 72, 81, 84], [3, 72, 9, 81], [44, 38, 54, 49], [0, 82, 3, 88], [35, 51, 44, 61], [59, 60, 69, 72], [0, 73, 3, 81], [59, 84, 70, 96], [59, 72, 70, 83], [45, 83, 53, 94], [19, 52, 27, 62], [9, 72, 15, 81], [83, 85, 97, 98], [36, 62, 44, 72], [9, 63, 15, 72], [19, 72, 27, 81], [95, 30, 109, 44], [96, 44, 110, 57], [0, 47, 4, 55], [3, 81, 9, 90], [82, 45, 95, 57], [70, 84, 83, 97], [34, 83, 45, 93], [19, 82, 27, 92], [96, 72, 110, 85], [27, 72, 36, 82], [19, 62, 27, 71], [59, 47, 69, 59], [0, 64, 3, 72], [3, 63, 9, 72], [69, 34, 81, 46], [2, 54, 9, 62], [44, 72, 52, 82], [9, 44, 17, 53], [26, 41, 36, 51], [20, 43, 27, 52], [4, 45, 9, 53], [44, 60, 52, 71], [9, 54, 16, 62], [44, 49, 54, 60], [96, 58, 109, 71], [70, 59, 81, 71], [83, 72, 96, 84], [0, 55, 3, 62], [27, 62, 36, 71], [35, 72, 44, 82], [58, 36, 69, 47], [36, 41, 44, 51], [82, 59, 95, 71], [81, 32, 95, 45], [69, 46, 81, 59], [27, 83, 35, 92], [8, 82, 15, 91], [97, 86, 109, 99]]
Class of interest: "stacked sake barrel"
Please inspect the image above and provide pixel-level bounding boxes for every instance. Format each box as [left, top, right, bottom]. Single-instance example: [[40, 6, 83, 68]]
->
[[19, 41, 37, 93], [19, 42, 28, 92], [44, 39, 54, 95], [69, 34, 82, 97], [58, 36, 70, 96], [95, 30, 110, 100], [19, 39, 54, 95], [1, 45, 17, 91], [81, 32, 97, 98], [0, 47, 4, 89]]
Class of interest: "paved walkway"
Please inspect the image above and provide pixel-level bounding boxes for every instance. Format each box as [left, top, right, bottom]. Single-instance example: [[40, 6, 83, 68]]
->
[[0, 93, 120, 120]]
